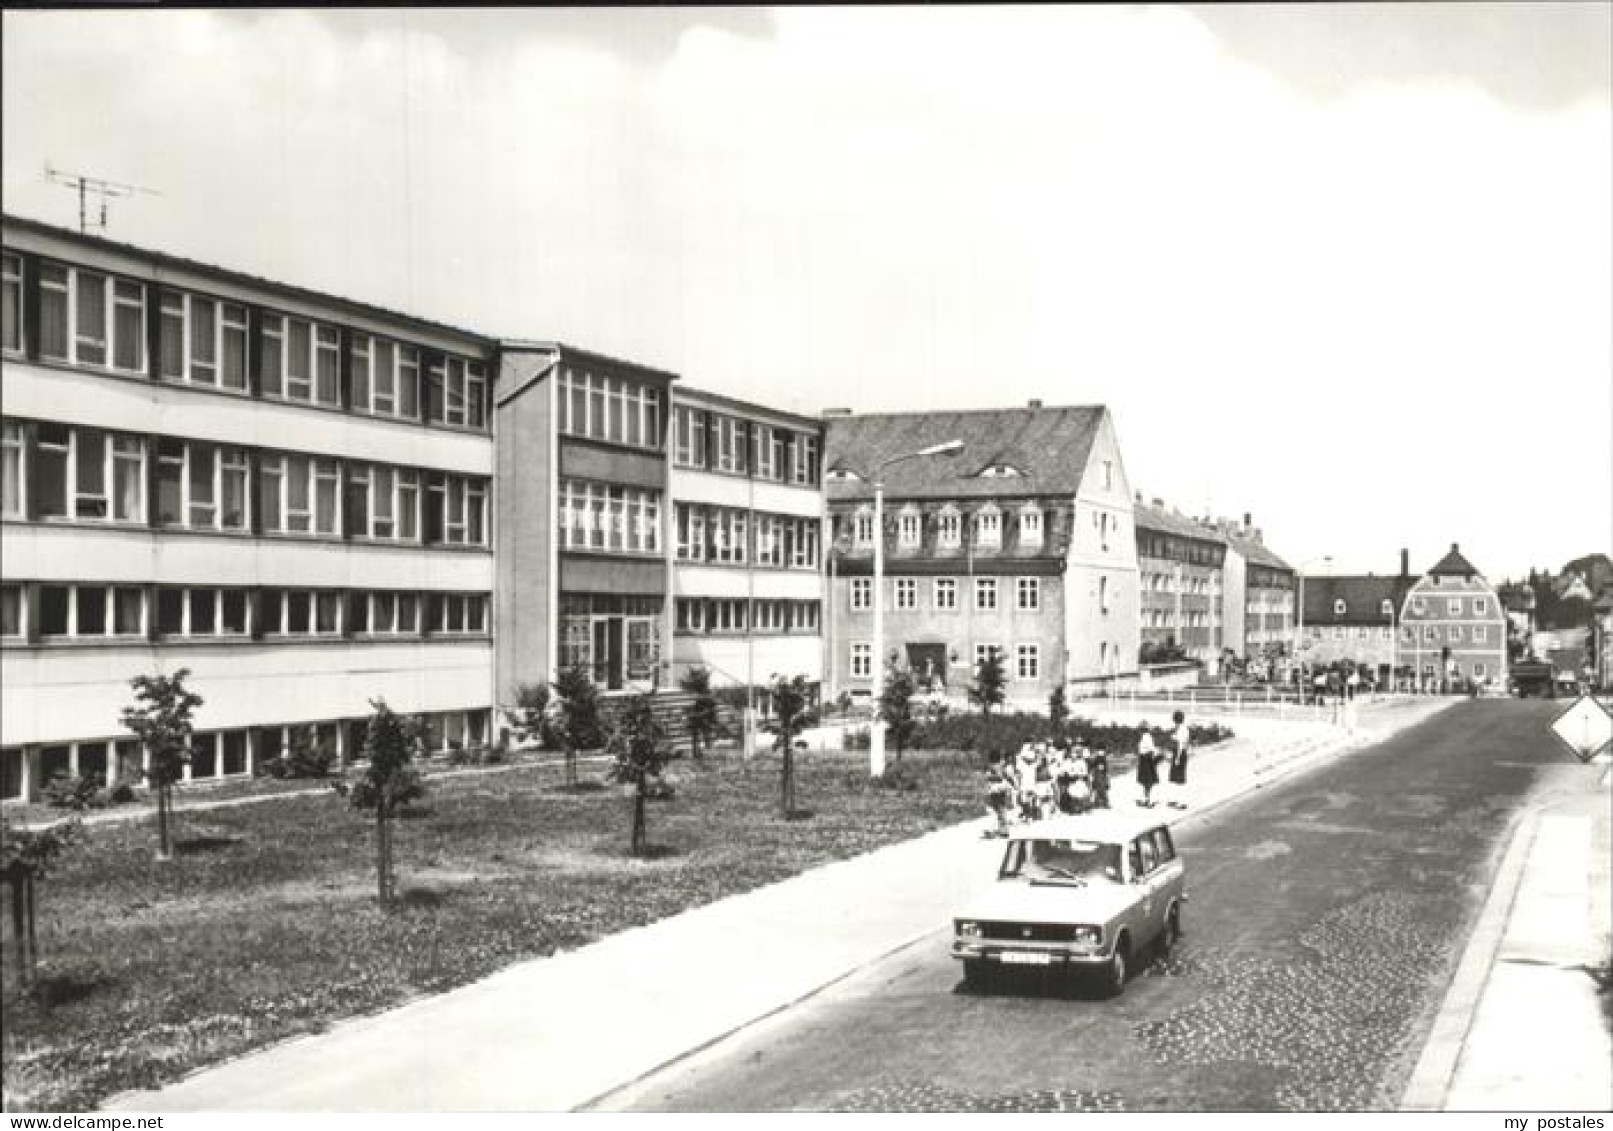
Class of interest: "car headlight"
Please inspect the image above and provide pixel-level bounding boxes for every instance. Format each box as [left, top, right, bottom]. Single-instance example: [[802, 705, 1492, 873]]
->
[[956, 920, 982, 938], [1072, 925, 1102, 945]]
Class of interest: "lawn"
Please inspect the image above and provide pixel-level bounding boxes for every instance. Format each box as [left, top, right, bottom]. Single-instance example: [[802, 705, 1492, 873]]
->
[[1, 747, 984, 1112]]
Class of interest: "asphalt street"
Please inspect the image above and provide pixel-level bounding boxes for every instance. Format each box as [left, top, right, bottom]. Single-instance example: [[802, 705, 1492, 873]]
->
[[606, 700, 1591, 1112]]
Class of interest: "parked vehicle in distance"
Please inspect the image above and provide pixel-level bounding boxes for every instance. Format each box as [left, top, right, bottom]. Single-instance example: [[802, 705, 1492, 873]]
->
[[1509, 660, 1556, 699], [952, 814, 1187, 997]]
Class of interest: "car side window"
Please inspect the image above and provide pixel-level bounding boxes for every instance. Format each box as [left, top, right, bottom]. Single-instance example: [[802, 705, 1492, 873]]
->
[[1127, 841, 1143, 879], [1152, 827, 1175, 863], [1137, 836, 1158, 875]]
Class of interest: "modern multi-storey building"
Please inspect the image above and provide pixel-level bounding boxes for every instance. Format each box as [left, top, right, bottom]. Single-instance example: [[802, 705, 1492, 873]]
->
[[1219, 518, 1295, 660], [668, 386, 825, 693], [823, 404, 1140, 703], [1398, 543, 1508, 692], [492, 342, 676, 703], [2, 215, 497, 802], [1134, 500, 1226, 669]]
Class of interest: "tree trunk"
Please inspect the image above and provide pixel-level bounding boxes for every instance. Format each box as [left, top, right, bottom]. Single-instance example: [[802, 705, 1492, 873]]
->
[[781, 747, 794, 817], [376, 810, 391, 905], [566, 745, 577, 788], [155, 785, 173, 862], [631, 784, 647, 856], [23, 873, 37, 985]]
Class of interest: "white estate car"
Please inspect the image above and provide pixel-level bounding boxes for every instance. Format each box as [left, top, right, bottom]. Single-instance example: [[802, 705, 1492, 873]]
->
[[952, 814, 1187, 996]]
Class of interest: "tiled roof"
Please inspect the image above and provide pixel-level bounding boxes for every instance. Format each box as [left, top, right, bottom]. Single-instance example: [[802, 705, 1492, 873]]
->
[[1133, 503, 1225, 544], [1301, 575, 1416, 626], [1428, 543, 1481, 577], [1226, 533, 1292, 572], [823, 405, 1105, 501]]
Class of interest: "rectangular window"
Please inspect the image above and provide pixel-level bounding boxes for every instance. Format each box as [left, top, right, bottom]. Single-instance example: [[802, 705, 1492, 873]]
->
[[2, 583, 24, 638], [1, 252, 21, 354], [1473, 597, 1488, 616], [975, 644, 1002, 673], [1473, 625, 1487, 643], [934, 578, 957, 611], [1016, 577, 1040, 611], [792, 435, 820, 485], [1016, 644, 1040, 681], [851, 642, 872, 679], [3, 420, 25, 518], [851, 577, 871, 611], [976, 509, 1002, 548], [1447, 598, 1462, 616], [894, 577, 917, 610], [975, 577, 998, 611], [40, 263, 69, 360], [156, 588, 183, 635], [75, 586, 108, 636], [39, 585, 69, 636]]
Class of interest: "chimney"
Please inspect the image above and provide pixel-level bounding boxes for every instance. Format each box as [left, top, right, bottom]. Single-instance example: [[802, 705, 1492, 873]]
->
[[1243, 512, 1252, 529], [1400, 548, 1409, 577], [1027, 398, 1043, 408], [821, 407, 853, 418], [1152, 497, 1164, 508], [1134, 490, 1143, 504]]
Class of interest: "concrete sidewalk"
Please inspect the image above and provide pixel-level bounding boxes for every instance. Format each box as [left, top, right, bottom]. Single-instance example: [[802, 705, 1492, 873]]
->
[[108, 697, 1449, 1113], [1406, 760, 1613, 1111]]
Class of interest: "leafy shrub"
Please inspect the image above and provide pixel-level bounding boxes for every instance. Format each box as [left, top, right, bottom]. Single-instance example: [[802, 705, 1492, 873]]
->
[[42, 773, 107, 811], [257, 728, 337, 780], [446, 745, 505, 768]]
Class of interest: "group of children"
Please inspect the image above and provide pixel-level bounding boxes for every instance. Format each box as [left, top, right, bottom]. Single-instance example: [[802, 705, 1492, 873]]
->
[[983, 711, 1193, 835], [984, 740, 1111, 837]]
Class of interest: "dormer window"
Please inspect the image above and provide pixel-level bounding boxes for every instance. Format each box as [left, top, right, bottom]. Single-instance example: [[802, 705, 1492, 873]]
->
[[1334, 599, 1347, 616], [937, 505, 961, 549], [975, 505, 1002, 548], [977, 464, 1023, 478], [1019, 506, 1043, 549], [853, 507, 873, 547], [897, 507, 922, 549], [1381, 599, 1394, 617], [826, 467, 863, 483]]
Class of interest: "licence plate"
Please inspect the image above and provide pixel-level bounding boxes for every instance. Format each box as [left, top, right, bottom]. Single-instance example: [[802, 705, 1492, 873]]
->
[[999, 951, 1051, 966]]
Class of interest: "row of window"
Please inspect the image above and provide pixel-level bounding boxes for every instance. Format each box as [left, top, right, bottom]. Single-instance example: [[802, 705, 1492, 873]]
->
[[1143, 571, 1218, 595], [0, 582, 489, 641], [1409, 595, 1491, 618], [0, 709, 492, 801], [849, 575, 1045, 614], [1304, 623, 1492, 644], [556, 478, 663, 555], [557, 366, 663, 452], [3, 252, 489, 430], [1143, 610, 1219, 630], [846, 503, 1047, 553], [2, 419, 488, 546], [671, 404, 821, 484], [847, 642, 1042, 682], [1137, 533, 1224, 567], [673, 598, 822, 635], [673, 504, 820, 569]]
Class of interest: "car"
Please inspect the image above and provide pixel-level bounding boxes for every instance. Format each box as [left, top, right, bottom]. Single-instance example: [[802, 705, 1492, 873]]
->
[[951, 813, 1187, 997]]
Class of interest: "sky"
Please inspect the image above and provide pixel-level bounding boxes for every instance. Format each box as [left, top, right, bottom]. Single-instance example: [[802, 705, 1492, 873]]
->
[[3, 4, 1608, 580]]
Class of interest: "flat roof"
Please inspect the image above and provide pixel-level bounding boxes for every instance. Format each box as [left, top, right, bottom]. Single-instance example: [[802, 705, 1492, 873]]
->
[[1007, 813, 1171, 844]]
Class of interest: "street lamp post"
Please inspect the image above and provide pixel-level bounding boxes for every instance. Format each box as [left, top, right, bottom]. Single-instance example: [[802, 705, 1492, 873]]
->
[[868, 438, 963, 778]]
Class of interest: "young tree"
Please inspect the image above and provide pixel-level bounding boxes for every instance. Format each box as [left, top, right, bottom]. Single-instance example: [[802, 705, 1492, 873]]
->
[[764, 675, 815, 817], [679, 666, 720, 761], [969, 650, 1007, 716], [1048, 682, 1070, 737], [509, 682, 555, 751], [1, 816, 80, 987], [120, 668, 204, 861], [335, 699, 426, 906], [551, 665, 602, 787], [878, 661, 918, 765], [608, 694, 669, 856]]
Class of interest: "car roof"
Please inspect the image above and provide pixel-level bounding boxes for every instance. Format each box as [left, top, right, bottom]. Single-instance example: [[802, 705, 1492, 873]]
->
[[1007, 814, 1169, 845]]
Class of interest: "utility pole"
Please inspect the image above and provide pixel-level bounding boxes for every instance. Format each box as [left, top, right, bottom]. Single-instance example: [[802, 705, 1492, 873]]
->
[[45, 165, 158, 234]]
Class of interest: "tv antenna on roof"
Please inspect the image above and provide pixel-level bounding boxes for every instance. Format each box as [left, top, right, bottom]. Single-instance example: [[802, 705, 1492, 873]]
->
[[45, 164, 159, 235]]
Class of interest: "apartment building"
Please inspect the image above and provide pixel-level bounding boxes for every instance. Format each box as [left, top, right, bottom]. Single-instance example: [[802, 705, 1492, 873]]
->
[[1133, 500, 1226, 669], [1398, 543, 1508, 692], [1216, 516, 1295, 660], [824, 404, 1140, 703], [2, 215, 496, 802], [668, 387, 825, 693]]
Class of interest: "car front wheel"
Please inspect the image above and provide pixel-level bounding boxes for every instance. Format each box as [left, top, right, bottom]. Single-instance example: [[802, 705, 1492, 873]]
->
[[1161, 903, 1182, 958], [1104, 938, 1130, 998]]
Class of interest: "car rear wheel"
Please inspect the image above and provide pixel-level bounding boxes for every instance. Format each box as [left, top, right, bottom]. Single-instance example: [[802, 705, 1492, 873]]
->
[[1104, 938, 1130, 998]]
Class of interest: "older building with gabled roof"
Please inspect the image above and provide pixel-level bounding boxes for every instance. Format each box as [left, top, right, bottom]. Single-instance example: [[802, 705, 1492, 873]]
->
[[1399, 543, 1507, 692], [823, 402, 1138, 703]]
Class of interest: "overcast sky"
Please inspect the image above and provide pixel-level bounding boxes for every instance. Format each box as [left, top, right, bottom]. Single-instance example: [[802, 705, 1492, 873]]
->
[[3, 4, 1608, 580]]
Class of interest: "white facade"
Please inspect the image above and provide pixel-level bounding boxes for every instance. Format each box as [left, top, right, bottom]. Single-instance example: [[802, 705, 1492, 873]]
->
[[2, 218, 496, 801]]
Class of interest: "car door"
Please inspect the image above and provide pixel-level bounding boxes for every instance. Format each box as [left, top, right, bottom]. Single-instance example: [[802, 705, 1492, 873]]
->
[[1151, 826, 1185, 912], [1133, 831, 1162, 940]]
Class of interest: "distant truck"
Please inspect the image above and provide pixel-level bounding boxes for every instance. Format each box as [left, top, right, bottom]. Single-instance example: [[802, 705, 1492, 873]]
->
[[1508, 660, 1556, 698]]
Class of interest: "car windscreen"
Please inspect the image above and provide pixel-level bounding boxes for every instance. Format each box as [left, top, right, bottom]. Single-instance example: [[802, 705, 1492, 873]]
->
[[1002, 838, 1124, 884]]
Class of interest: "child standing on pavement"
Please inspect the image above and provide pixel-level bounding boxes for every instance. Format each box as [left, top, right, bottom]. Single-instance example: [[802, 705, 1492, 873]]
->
[[984, 751, 1014, 837]]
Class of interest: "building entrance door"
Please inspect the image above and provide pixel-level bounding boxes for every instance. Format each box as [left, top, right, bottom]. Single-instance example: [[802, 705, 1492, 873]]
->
[[906, 643, 949, 692], [592, 617, 625, 690]]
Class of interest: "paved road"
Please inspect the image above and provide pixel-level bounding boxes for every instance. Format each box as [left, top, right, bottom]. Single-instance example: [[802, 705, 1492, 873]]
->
[[606, 700, 1587, 1112]]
